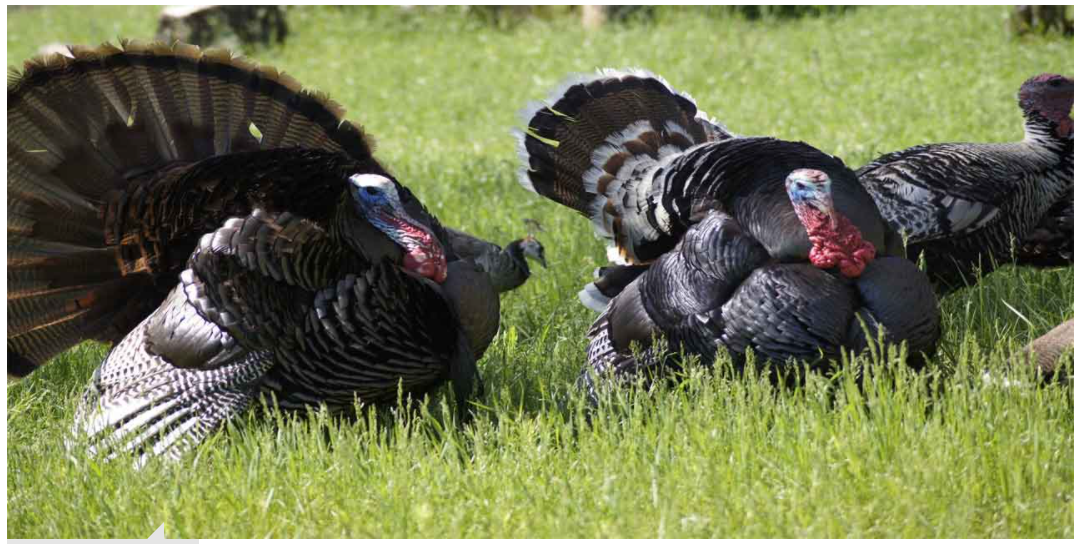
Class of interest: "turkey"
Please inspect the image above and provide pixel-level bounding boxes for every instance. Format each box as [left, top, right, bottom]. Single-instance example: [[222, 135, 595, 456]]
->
[[8, 42, 505, 461], [445, 227, 547, 293], [515, 70, 940, 400], [73, 175, 496, 463], [8, 41, 532, 381], [856, 73, 1074, 291]]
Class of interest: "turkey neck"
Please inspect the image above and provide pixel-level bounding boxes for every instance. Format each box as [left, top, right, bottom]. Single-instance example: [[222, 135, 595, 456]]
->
[[330, 194, 496, 358], [793, 205, 876, 278], [371, 210, 446, 282], [1018, 108, 1075, 224], [329, 193, 402, 265], [1023, 109, 1073, 152], [333, 186, 448, 282], [500, 240, 532, 279]]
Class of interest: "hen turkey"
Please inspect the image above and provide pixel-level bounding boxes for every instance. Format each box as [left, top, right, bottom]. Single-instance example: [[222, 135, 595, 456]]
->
[[856, 73, 1074, 291], [445, 228, 547, 293], [516, 70, 940, 399], [8, 42, 506, 461]]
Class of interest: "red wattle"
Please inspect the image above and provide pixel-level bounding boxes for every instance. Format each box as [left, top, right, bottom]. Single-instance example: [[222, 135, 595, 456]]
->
[[799, 209, 877, 278], [403, 246, 447, 283], [384, 213, 448, 283]]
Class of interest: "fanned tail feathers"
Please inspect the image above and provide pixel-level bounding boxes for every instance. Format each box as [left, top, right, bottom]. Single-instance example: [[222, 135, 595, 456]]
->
[[8, 40, 379, 377], [515, 68, 732, 265]]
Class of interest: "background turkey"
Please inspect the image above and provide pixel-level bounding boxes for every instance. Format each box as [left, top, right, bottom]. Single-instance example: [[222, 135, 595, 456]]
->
[[445, 227, 547, 293], [9, 42, 513, 461], [855, 73, 1073, 292], [516, 70, 940, 400], [8, 41, 537, 381]]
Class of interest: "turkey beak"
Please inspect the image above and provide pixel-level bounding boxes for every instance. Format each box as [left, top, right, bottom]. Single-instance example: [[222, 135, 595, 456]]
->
[[528, 247, 547, 268], [522, 237, 547, 268]]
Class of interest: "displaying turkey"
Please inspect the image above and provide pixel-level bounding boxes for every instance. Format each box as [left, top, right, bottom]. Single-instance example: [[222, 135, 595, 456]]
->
[[515, 70, 940, 400], [8, 41, 380, 377], [8, 42, 505, 461], [74, 175, 496, 463], [8, 41, 532, 381], [445, 227, 547, 293], [856, 73, 1074, 291]]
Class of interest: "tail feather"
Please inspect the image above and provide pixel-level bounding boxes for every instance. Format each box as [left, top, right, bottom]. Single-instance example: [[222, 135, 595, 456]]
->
[[9, 246, 126, 291], [7, 275, 152, 377], [9, 202, 102, 248], [14, 50, 147, 194], [515, 68, 732, 264], [8, 40, 381, 376], [578, 264, 651, 313], [8, 310, 114, 378], [7, 146, 104, 212], [8, 277, 141, 336]]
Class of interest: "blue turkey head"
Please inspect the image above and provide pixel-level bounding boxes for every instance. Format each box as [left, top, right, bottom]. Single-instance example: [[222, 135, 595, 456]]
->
[[350, 173, 402, 213], [785, 168, 834, 217], [348, 173, 447, 283]]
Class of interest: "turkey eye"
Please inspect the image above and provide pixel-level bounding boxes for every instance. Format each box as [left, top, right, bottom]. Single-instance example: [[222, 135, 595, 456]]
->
[[364, 187, 379, 196], [1049, 79, 1063, 88]]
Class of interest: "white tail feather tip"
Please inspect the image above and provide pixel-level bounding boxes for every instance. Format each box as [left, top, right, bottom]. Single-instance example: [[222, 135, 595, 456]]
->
[[578, 282, 612, 313]]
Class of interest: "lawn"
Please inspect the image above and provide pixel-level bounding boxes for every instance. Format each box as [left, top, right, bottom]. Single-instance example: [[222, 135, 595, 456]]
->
[[6, 5, 1074, 538]]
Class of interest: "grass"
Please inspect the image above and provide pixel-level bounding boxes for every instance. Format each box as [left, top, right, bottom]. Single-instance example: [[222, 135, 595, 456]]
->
[[6, 5, 1074, 538]]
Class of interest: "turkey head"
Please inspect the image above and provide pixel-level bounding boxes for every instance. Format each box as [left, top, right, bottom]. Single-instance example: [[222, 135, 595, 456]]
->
[[786, 169, 877, 278], [1018, 74, 1074, 138], [515, 235, 548, 269], [347, 174, 448, 283]]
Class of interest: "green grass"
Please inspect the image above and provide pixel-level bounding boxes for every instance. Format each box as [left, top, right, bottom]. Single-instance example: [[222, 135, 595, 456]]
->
[[7, 5, 1074, 538]]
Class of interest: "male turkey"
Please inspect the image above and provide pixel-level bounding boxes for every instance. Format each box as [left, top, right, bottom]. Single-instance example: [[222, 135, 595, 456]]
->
[[8, 42, 505, 461], [74, 175, 496, 462], [856, 73, 1074, 291], [8, 41, 531, 381], [445, 228, 547, 293], [515, 70, 940, 398]]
